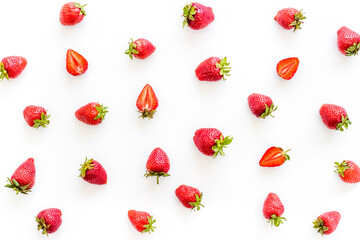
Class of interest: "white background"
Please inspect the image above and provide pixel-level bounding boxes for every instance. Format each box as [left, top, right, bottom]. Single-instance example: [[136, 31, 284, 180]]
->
[[0, 0, 359, 239]]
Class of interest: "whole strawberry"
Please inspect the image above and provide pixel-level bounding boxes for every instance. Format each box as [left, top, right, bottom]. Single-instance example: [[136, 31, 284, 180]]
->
[[193, 128, 232, 158], [182, 2, 215, 30], [263, 193, 286, 227], [36, 208, 62, 235], [5, 158, 35, 194], [125, 38, 156, 60], [0, 56, 27, 81], [144, 148, 170, 184], [195, 57, 231, 81], [337, 26, 360, 56], [274, 8, 305, 32], [175, 185, 204, 211], [313, 211, 341, 235], [23, 105, 50, 129], [136, 84, 159, 119], [248, 93, 277, 119], [319, 104, 351, 131], [66, 49, 88, 76], [75, 102, 108, 125], [128, 210, 156, 234], [334, 160, 360, 183], [259, 147, 290, 167], [276, 57, 299, 80], [79, 157, 107, 185], [59, 2, 87, 26]]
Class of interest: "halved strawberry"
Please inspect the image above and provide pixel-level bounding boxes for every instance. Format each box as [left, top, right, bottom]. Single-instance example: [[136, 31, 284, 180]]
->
[[66, 49, 88, 76], [259, 147, 290, 167], [136, 84, 159, 119], [276, 57, 299, 80]]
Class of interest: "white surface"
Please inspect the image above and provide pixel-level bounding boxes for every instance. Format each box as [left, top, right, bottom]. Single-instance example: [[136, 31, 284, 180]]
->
[[0, 0, 359, 239]]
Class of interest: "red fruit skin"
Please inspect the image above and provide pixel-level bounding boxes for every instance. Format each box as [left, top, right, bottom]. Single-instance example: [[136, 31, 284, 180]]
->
[[23, 105, 47, 127], [11, 158, 36, 189], [276, 57, 299, 80], [339, 161, 360, 183], [175, 185, 201, 209], [66, 49, 88, 76], [75, 102, 102, 125], [263, 193, 284, 219], [128, 210, 150, 232], [337, 26, 360, 55], [37, 208, 62, 234], [133, 39, 156, 59], [146, 148, 170, 173], [319, 104, 347, 130], [188, 3, 215, 30], [136, 84, 159, 111], [82, 160, 107, 185], [318, 211, 341, 235], [274, 8, 299, 30], [193, 128, 222, 156], [59, 2, 84, 26], [195, 57, 222, 81], [1, 56, 27, 78], [248, 93, 273, 117]]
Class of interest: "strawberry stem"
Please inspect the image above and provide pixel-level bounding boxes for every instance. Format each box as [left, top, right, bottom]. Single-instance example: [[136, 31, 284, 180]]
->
[[138, 109, 156, 119], [260, 104, 277, 119], [189, 193, 205, 211], [268, 214, 287, 227], [142, 216, 156, 234], [125, 38, 139, 60], [36, 217, 51, 236], [73, 2, 87, 16], [289, 9, 306, 32], [0, 62, 9, 81], [79, 157, 94, 178], [212, 134, 233, 158], [144, 171, 170, 184], [94, 104, 108, 121], [215, 57, 231, 80], [182, 3, 196, 28], [33, 112, 50, 129], [336, 115, 351, 131], [345, 43, 360, 56], [334, 161, 350, 177], [281, 148, 291, 161], [313, 217, 329, 236], [5, 177, 31, 194]]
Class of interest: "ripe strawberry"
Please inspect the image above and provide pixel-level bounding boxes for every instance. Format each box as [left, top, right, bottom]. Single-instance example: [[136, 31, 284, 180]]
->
[[337, 26, 360, 56], [136, 84, 158, 119], [59, 2, 87, 26], [259, 147, 290, 167], [79, 157, 107, 185], [66, 49, 88, 76], [36, 208, 62, 235], [23, 105, 50, 129], [313, 211, 341, 235], [0, 56, 27, 81], [334, 160, 360, 183], [182, 2, 214, 30], [276, 57, 299, 80], [263, 193, 286, 227], [319, 104, 351, 131], [175, 185, 204, 211], [128, 210, 156, 234], [125, 38, 156, 60], [195, 57, 231, 81], [144, 148, 170, 184], [248, 93, 277, 119], [5, 158, 35, 194], [193, 128, 233, 158], [75, 102, 108, 125], [274, 8, 305, 32]]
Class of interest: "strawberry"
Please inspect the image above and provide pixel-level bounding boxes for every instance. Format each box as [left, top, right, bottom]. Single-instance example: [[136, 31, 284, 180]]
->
[[319, 104, 351, 131], [313, 211, 341, 235], [23, 105, 50, 129], [334, 160, 360, 183], [5, 158, 35, 194], [263, 193, 286, 227], [175, 185, 204, 211], [136, 84, 158, 119], [248, 93, 277, 119], [337, 26, 360, 56], [128, 210, 156, 234], [79, 157, 107, 185], [274, 8, 305, 32], [193, 128, 233, 158], [276, 57, 299, 80], [144, 148, 170, 184], [259, 146, 290, 167], [195, 57, 231, 81], [182, 2, 215, 30], [0, 56, 27, 81], [59, 2, 87, 26], [125, 38, 156, 60], [75, 102, 108, 125], [36, 208, 62, 235], [66, 49, 88, 76]]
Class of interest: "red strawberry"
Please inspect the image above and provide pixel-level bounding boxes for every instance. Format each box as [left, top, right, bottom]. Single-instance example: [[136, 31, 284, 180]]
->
[[337, 26, 360, 56], [75, 102, 108, 125], [59, 2, 86, 26], [263, 193, 286, 227], [276, 57, 299, 80], [136, 84, 158, 119], [5, 158, 35, 194], [175, 185, 204, 211], [274, 8, 305, 32], [313, 211, 341, 235], [334, 160, 360, 183], [195, 57, 231, 81], [193, 128, 232, 158], [66, 49, 88, 76], [128, 210, 156, 234], [259, 146, 290, 167], [79, 157, 107, 185], [182, 2, 215, 30], [125, 38, 156, 60], [0, 56, 27, 81], [144, 148, 170, 184], [248, 93, 277, 119], [23, 105, 50, 129], [36, 208, 62, 235], [319, 104, 351, 131]]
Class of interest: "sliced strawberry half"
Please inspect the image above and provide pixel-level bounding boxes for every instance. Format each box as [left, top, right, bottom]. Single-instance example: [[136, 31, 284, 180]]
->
[[66, 49, 88, 76], [259, 146, 291, 167], [136, 84, 159, 119], [276, 57, 299, 80]]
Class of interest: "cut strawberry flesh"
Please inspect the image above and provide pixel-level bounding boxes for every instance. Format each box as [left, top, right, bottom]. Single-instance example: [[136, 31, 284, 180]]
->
[[66, 49, 88, 76], [276, 57, 299, 80], [136, 84, 158, 111]]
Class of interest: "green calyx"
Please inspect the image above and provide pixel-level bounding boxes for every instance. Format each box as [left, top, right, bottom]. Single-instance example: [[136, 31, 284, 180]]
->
[[268, 214, 287, 227], [138, 109, 156, 119], [289, 9, 306, 32], [5, 178, 31, 194], [215, 57, 231, 80], [0, 62, 9, 81], [334, 161, 350, 177], [36, 217, 50, 236], [125, 38, 139, 60], [144, 171, 170, 184], [142, 216, 156, 234], [280, 148, 291, 161], [313, 217, 329, 236], [182, 3, 196, 28], [79, 157, 94, 178], [336, 115, 351, 131], [212, 134, 233, 158], [94, 104, 108, 121], [189, 193, 205, 211], [33, 112, 50, 129], [345, 43, 360, 56], [260, 104, 277, 119], [73, 3, 87, 16]]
